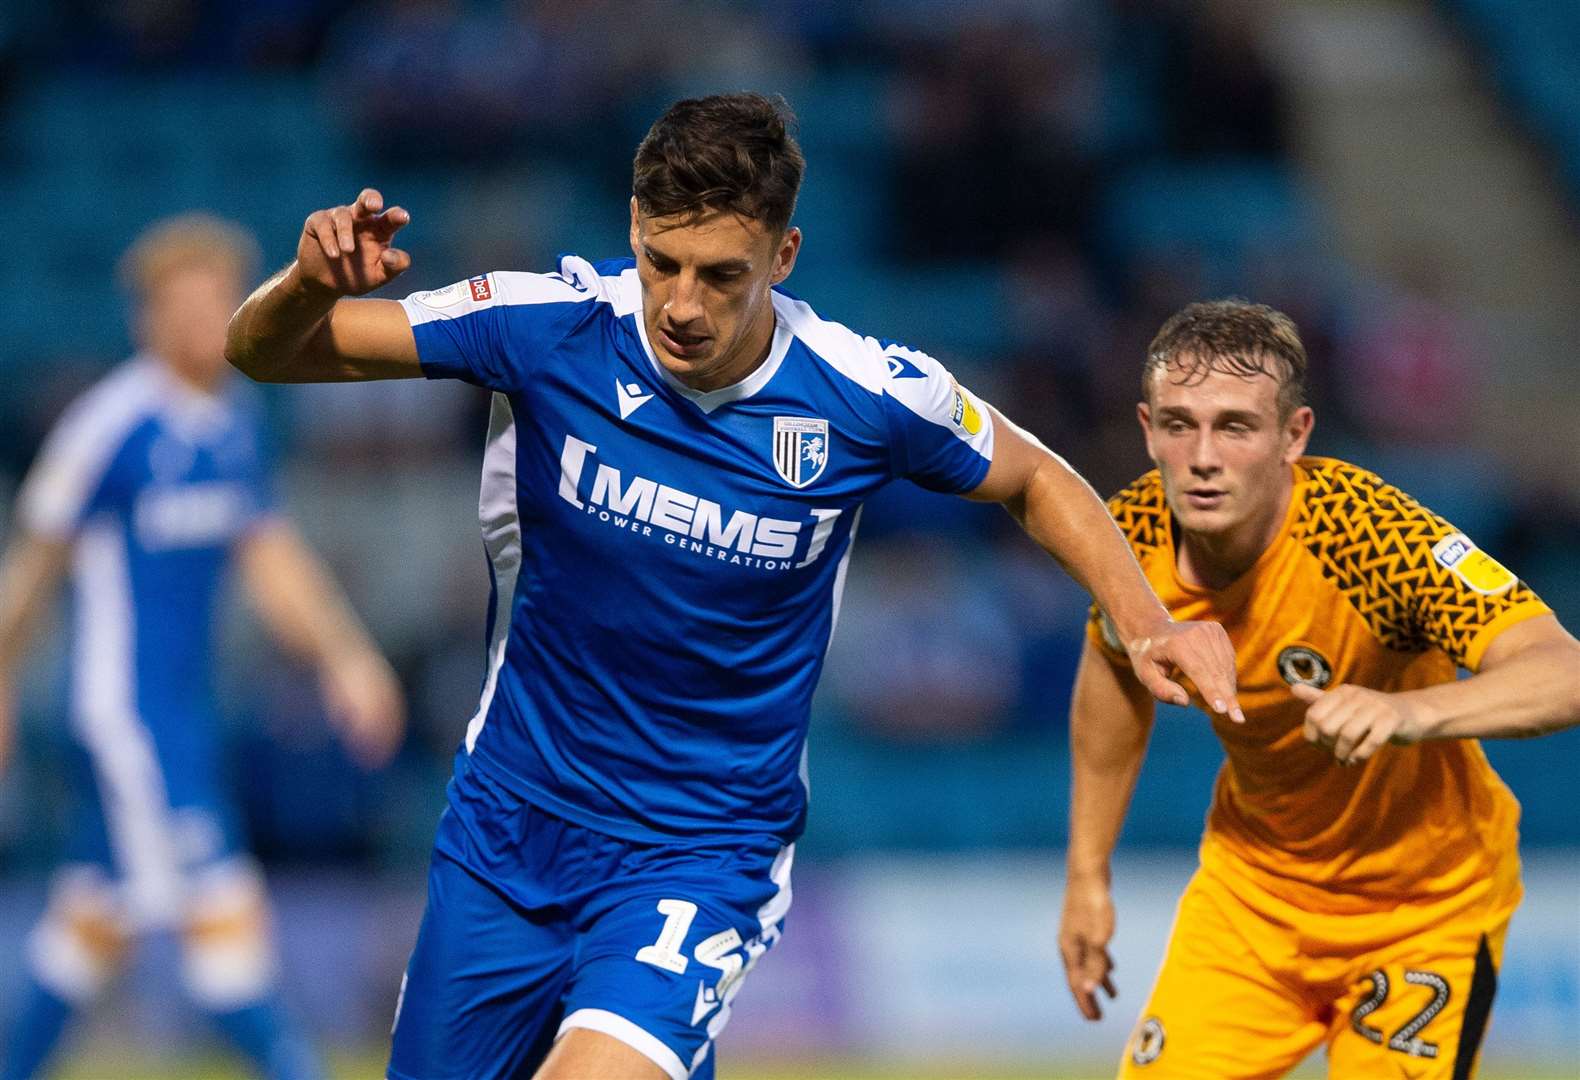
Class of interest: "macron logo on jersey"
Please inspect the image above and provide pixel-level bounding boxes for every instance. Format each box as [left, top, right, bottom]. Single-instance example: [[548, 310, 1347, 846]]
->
[[556, 434, 842, 570], [615, 378, 654, 420], [882, 343, 928, 380]]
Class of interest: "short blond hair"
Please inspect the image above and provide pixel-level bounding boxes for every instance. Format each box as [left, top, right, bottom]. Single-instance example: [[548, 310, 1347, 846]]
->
[[117, 213, 261, 301]]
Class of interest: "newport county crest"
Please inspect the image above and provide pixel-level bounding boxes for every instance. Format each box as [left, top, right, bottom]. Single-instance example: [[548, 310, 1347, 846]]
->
[[772, 417, 829, 488], [1277, 644, 1333, 689], [1131, 1017, 1165, 1066]]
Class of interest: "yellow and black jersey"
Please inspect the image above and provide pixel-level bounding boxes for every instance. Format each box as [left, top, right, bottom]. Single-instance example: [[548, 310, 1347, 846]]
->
[[1090, 457, 1548, 934]]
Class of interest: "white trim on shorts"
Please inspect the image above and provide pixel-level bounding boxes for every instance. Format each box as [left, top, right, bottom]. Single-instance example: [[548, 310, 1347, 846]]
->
[[557, 1008, 688, 1080]]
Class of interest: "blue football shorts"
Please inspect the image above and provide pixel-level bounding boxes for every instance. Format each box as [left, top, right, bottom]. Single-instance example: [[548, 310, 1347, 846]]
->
[[387, 754, 793, 1080], [61, 738, 248, 930]]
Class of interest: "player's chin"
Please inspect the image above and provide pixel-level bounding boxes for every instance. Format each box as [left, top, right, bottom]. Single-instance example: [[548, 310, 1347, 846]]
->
[[1173, 503, 1237, 535], [656, 347, 720, 379]]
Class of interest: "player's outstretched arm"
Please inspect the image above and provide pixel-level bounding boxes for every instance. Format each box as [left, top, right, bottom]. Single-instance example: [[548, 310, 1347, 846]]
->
[[970, 407, 1245, 723], [238, 520, 406, 768], [1295, 613, 1580, 766], [226, 188, 421, 383], [0, 533, 71, 771], [1060, 638, 1157, 1021]]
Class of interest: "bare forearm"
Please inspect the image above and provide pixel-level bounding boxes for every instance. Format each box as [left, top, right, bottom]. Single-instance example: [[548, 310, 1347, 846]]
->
[[1067, 646, 1156, 881], [242, 526, 377, 667], [0, 536, 69, 679], [1406, 639, 1580, 741], [1008, 453, 1170, 645], [226, 263, 339, 382]]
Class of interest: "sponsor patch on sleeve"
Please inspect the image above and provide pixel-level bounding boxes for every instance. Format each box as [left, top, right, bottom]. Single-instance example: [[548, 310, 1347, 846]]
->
[[1432, 532, 1516, 595], [412, 281, 469, 309], [949, 378, 983, 436]]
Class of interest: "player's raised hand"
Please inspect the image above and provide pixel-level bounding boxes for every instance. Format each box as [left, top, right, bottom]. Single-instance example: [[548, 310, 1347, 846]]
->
[[1292, 682, 1424, 766], [1128, 619, 1245, 724], [321, 647, 407, 769], [296, 188, 412, 297], [1059, 875, 1118, 1021]]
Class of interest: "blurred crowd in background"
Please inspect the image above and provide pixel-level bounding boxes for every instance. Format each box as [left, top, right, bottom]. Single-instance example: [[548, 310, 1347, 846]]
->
[[0, 0, 1576, 875]]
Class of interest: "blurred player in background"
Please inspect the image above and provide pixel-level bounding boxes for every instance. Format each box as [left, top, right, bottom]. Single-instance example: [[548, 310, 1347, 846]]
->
[[1060, 300, 1580, 1078], [0, 214, 405, 1080], [226, 93, 1242, 1080]]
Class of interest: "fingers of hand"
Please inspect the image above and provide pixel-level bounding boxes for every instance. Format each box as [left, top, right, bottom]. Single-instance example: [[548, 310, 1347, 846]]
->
[[306, 211, 340, 260], [376, 205, 410, 234], [1290, 682, 1323, 704], [1211, 625, 1246, 722], [1301, 689, 1384, 765], [1305, 701, 1344, 748], [1075, 943, 1114, 1019], [1061, 941, 1100, 1019], [354, 188, 384, 218], [380, 247, 412, 277], [1346, 722, 1394, 766], [1162, 624, 1241, 720], [332, 206, 356, 255], [1332, 713, 1376, 764], [1138, 663, 1189, 707], [1195, 626, 1242, 720]]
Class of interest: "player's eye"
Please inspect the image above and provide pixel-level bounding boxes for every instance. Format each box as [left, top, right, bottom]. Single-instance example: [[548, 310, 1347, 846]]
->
[[1164, 420, 1191, 434], [644, 249, 678, 274]]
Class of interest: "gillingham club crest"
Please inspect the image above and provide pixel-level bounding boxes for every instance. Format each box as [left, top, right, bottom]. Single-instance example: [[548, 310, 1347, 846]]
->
[[772, 416, 829, 488]]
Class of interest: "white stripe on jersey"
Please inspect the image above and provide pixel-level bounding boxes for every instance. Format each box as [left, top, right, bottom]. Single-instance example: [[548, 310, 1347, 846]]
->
[[400, 259, 608, 329], [464, 393, 524, 754], [770, 292, 888, 394], [17, 362, 162, 538], [606, 265, 642, 318], [72, 520, 181, 928], [800, 504, 864, 802], [771, 292, 996, 462]]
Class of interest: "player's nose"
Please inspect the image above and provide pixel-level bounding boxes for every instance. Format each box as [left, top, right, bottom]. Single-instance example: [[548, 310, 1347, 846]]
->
[[664, 273, 705, 325], [1188, 432, 1223, 474]]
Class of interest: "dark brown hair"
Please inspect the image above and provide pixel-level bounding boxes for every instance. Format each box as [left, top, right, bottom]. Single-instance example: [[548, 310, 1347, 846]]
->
[[1145, 299, 1309, 416], [632, 93, 804, 233]]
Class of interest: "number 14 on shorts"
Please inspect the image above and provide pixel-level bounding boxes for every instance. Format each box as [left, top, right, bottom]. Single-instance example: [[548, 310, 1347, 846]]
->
[[634, 898, 763, 1025]]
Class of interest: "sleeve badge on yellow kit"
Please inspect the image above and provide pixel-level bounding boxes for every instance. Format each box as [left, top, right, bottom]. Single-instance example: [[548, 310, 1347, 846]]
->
[[1431, 532, 1516, 595], [949, 379, 983, 436]]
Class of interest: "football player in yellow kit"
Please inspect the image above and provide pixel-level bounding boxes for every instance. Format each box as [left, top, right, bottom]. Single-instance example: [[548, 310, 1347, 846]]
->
[[1059, 300, 1580, 1078]]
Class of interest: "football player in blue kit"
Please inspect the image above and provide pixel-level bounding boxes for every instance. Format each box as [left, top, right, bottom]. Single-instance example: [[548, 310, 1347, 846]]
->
[[227, 94, 1243, 1080], [0, 215, 405, 1080]]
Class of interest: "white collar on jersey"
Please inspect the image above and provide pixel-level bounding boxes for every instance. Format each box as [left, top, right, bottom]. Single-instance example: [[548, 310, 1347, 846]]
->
[[631, 298, 795, 414], [135, 354, 231, 439]]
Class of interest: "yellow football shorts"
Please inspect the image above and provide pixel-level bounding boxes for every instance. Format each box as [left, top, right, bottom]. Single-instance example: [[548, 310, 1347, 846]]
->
[[1116, 868, 1510, 1079]]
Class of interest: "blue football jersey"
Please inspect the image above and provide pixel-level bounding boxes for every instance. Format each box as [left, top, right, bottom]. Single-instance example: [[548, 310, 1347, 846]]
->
[[17, 358, 275, 807], [402, 257, 994, 843]]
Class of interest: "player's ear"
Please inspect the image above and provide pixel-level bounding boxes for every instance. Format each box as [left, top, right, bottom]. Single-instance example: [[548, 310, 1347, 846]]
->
[[1138, 400, 1158, 461], [628, 198, 641, 257], [1283, 405, 1314, 464], [770, 226, 801, 285]]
